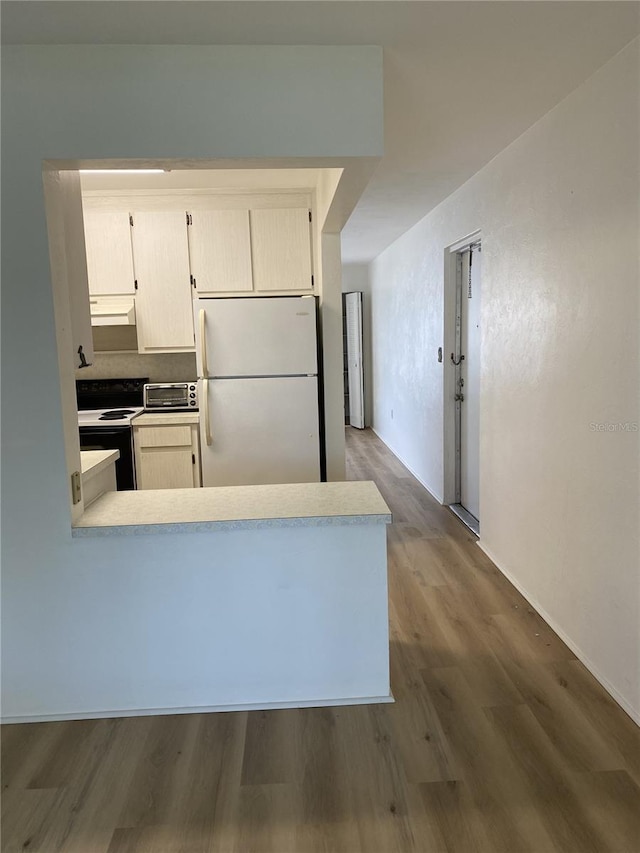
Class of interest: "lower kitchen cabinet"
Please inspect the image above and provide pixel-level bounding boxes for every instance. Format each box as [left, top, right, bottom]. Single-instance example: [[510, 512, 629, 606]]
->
[[133, 416, 201, 490]]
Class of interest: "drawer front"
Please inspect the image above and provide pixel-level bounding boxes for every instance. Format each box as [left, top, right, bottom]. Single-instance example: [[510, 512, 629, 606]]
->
[[136, 425, 192, 448]]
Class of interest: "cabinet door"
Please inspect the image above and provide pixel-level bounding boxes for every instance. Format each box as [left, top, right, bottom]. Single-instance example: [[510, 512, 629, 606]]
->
[[83, 210, 136, 295], [131, 212, 194, 352], [135, 425, 198, 489], [188, 209, 253, 295], [250, 208, 313, 292]]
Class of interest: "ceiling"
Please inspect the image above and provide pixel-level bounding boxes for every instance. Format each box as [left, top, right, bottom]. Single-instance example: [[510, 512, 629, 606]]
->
[[3, 1, 639, 263]]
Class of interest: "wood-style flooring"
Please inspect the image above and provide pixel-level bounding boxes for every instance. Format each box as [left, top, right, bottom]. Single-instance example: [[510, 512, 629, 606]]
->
[[2, 427, 639, 852]]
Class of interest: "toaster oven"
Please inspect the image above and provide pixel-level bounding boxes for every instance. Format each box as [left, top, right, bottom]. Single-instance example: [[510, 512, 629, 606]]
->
[[143, 382, 198, 411]]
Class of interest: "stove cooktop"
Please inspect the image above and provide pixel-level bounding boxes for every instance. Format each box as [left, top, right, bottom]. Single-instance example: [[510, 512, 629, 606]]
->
[[76, 377, 148, 429], [77, 407, 144, 429]]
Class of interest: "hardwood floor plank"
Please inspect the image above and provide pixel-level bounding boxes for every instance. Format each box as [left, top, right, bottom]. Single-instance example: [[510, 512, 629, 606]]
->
[[241, 709, 297, 787], [416, 779, 485, 853], [54, 716, 154, 853], [496, 657, 627, 774], [456, 652, 526, 708], [566, 769, 640, 852], [196, 711, 247, 853], [3, 427, 638, 853], [330, 705, 420, 853], [485, 703, 618, 852], [547, 659, 640, 786], [421, 666, 557, 852], [1, 721, 75, 794], [234, 783, 296, 853], [0, 787, 66, 853]]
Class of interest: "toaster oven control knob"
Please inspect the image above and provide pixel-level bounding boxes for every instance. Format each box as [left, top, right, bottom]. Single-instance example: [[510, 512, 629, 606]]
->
[[190, 392, 196, 398], [190, 400, 196, 406], [189, 385, 196, 391]]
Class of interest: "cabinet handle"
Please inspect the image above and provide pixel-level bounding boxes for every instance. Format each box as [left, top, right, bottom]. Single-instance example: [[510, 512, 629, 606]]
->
[[203, 378, 212, 446], [199, 309, 208, 378]]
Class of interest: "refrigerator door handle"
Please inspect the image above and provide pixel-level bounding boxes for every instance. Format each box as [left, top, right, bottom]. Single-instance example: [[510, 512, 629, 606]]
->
[[199, 309, 209, 378], [203, 378, 213, 445]]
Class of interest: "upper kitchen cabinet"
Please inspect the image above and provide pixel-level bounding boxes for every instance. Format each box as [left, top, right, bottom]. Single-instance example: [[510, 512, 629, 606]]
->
[[131, 211, 195, 353], [187, 209, 253, 295], [83, 210, 136, 296], [251, 208, 314, 293]]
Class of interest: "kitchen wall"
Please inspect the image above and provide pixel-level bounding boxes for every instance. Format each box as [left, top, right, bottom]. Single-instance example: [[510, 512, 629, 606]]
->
[[1, 44, 383, 720], [366, 40, 639, 721]]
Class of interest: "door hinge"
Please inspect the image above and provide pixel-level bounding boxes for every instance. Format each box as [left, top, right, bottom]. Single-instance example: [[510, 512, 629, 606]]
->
[[192, 453, 196, 465], [190, 275, 196, 288], [311, 274, 314, 288], [129, 214, 134, 227], [308, 210, 312, 223], [71, 471, 82, 505], [186, 213, 192, 225], [134, 279, 138, 291]]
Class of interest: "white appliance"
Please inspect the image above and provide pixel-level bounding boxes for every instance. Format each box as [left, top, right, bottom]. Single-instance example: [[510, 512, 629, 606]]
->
[[143, 382, 198, 411], [194, 296, 322, 487], [76, 378, 147, 491]]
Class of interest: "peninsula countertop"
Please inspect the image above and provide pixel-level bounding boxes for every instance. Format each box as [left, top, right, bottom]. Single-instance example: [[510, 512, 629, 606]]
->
[[80, 449, 120, 478], [72, 480, 392, 537]]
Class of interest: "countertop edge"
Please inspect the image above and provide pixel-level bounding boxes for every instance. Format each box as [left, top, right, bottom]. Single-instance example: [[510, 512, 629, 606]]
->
[[72, 512, 392, 537], [80, 449, 120, 479]]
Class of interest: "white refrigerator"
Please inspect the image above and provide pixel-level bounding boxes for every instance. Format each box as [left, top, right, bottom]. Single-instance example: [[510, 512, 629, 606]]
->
[[193, 296, 322, 487]]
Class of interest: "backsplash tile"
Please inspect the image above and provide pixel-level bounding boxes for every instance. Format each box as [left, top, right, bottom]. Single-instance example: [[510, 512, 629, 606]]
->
[[77, 352, 197, 383]]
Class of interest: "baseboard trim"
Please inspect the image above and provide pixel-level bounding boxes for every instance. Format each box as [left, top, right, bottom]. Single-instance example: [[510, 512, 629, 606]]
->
[[1, 694, 395, 725], [477, 540, 640, 727], [370, 427, 444, 504]]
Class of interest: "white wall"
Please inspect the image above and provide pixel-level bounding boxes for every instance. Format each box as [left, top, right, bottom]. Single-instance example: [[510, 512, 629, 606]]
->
[[368, 41, 639, 720], [3, 523, 390, 721], [0, 45, 383, 719]]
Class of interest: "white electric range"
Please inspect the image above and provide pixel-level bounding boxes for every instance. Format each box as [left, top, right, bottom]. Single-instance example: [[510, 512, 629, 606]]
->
[[76, 378, 148, 490]]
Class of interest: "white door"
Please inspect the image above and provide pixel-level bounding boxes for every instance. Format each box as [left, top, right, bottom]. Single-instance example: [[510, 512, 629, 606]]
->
[[194, 297, 317, 378], [345, 292, 365, 429], [199, 376, 320, 486], [459, 246, 481, 520]]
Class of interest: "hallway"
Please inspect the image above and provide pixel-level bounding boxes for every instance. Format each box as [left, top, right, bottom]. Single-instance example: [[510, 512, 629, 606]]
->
[[2, 428, 639, 852]]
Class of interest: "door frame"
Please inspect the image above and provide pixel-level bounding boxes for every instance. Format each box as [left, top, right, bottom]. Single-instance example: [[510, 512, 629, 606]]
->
[[442, 230, 481, 508]]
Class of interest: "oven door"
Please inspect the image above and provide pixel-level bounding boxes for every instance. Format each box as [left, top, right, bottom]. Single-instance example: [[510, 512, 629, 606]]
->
[[79, 426, 136, 491]]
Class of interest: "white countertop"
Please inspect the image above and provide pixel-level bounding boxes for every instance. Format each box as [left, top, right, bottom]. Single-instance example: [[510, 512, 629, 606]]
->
[[80, 449, 120, 478], [133, 411, 200, 426], [72, 480, 392, 537]]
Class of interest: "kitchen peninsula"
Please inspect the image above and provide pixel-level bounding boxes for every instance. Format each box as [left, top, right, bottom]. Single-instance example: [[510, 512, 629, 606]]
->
[[80, 449, 119, 507], [70, 480, 392, 717]]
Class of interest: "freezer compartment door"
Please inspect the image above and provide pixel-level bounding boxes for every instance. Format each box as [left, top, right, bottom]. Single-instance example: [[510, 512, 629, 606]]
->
[[199, 377, 321, 486], [194, 296, 317, 378]]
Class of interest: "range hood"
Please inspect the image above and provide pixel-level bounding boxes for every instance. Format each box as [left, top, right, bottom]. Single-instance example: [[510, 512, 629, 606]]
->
[[90, 296, 136, 326]]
